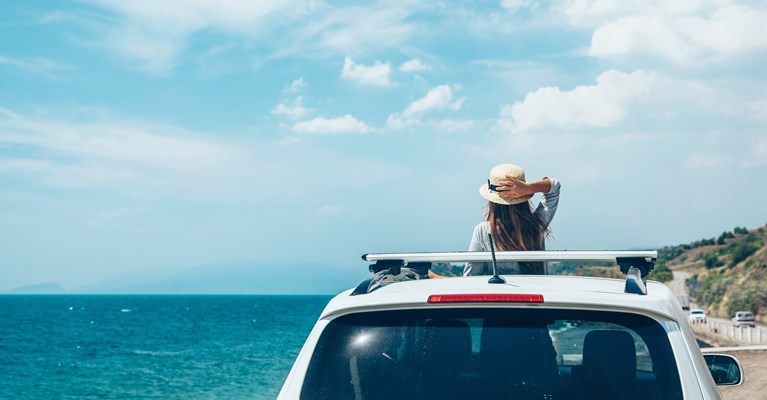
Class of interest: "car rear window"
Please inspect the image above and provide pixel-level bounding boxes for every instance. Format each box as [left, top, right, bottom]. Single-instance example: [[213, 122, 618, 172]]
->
[[301, 308, 682, 400]]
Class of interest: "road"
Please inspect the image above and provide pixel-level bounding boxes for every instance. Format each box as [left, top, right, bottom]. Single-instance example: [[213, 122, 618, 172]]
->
[[670, 271, 764, 328], [715, 349, 767, 400], [669, 271, 690, 298], [668, 271, 767, 399]]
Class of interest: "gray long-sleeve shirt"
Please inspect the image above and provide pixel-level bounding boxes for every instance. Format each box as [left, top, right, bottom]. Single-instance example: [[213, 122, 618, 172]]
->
[[463, 178, 561, 276]]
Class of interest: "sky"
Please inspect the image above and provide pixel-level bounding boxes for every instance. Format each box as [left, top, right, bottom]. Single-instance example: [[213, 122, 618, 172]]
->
[[1, 0, 766, 292]]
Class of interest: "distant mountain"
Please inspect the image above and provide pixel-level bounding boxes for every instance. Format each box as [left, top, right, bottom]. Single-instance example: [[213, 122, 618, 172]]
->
[[661, 224, 767, 322], [73, 262, 368, 295], [5, 282, 66, 294]]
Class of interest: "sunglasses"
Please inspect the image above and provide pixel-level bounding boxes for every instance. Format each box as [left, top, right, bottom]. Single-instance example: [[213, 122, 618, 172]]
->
[[487, 179, 502, 192]]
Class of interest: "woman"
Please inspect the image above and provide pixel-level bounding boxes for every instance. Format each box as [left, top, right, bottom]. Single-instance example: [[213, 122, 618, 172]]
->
[[463, 163, 560, 276]]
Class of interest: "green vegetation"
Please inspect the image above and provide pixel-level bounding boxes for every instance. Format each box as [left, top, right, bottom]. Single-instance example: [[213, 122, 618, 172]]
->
[[430, 262, 464, 277], [658, 245, 686, 262], [727, 234, 761, 267], [691, 238, 715, 247], [727, 282, 767, 315], [648, 261, 672, 283], [548, 261, 622, 279], [717, 230, 734, 245], [734, 226, 749, 235], [659, 226, 758, 262], [697, 274, 734, 310], [663, 224, 767, 320], [703, 253, 724, 269]]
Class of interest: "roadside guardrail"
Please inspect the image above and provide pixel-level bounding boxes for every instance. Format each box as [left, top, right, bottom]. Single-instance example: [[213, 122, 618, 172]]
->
[[690, 319, 767, 345]]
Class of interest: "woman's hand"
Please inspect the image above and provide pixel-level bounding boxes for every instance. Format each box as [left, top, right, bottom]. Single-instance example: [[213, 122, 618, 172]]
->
[[495, 176, 532, 202]]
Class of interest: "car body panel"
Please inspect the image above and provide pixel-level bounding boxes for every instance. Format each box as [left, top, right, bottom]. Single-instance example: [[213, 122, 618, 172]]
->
[[279, 275, 725, 399], [321, 276, 680, 320]]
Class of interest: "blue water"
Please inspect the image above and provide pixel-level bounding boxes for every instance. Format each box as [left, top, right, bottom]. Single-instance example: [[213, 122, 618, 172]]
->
[[0, 295, 332, 399]]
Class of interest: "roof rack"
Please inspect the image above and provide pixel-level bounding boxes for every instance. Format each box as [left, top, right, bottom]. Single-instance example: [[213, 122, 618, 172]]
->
[[352, 250, 657, 296]]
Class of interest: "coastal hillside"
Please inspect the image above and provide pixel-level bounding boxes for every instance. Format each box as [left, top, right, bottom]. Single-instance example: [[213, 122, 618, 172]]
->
[[659, 224, 767, 322], [5, 282, 65, 294], [433, 223, 766, 323]]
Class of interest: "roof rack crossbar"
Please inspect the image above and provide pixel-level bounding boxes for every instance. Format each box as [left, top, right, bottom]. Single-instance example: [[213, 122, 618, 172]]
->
[[362, 250, 657, 264], [353, 250, 658, 296]]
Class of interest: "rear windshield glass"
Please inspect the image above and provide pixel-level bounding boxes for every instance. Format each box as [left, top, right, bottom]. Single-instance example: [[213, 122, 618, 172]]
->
[[301, 308, 682, 400]]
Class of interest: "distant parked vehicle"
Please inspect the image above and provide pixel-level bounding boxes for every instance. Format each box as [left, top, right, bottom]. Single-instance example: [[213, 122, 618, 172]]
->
[[688, 309, 707, 324], [731, 311, 756, 328]]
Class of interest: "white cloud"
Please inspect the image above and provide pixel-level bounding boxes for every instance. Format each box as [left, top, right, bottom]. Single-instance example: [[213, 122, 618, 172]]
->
[[276, 136, 303, 146], [749, 99, 767, 120], [684, 152, 732, 169], [405, 85, 464, 116], [292, 115, 373, 134], [39, 11, 73, 24], [286, 77, 307, 92], [500, 0, 534, 13], [559, 162, 603, 184], [753, 136, 767, 156], [86, 207, 136, 227], [742, 136, 767, 167], [399, 58, 429, 72], [387, 84, 465, 129], [42, 164, 144, 189], [554, 1, 767, 65], [558, 0, 728, 28], [69, 2, 420, 72], [341, 57, 393, 87], [497, 69, 656, 133], [316, 204, 347, 216], [0, 54, 72, 73], [0, 108, 241, 173], [105, 28, 183, 72], [0, 158, 54, 173], [431, 119, 475, 133], [385, 114, 410, 130], [271, 96, 311, 120], [300, 4, 418, 56], [74, 0, 302, 72], [89, 0, 297, 32], [591, 5, 767, 64]]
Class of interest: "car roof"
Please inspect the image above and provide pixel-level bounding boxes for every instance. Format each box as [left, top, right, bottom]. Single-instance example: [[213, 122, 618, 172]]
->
[[320, 275, 681, 321]]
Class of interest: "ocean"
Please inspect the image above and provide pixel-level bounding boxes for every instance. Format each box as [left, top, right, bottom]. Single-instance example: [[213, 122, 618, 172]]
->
[[0, 295, 333, 399]]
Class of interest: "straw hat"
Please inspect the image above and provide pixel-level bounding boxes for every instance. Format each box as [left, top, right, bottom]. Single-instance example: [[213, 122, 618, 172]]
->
[[479, 163, 533, 205]]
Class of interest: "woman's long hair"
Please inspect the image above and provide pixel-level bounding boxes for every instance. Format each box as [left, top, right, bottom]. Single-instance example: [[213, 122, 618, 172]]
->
[[487, 201, 550, 274]]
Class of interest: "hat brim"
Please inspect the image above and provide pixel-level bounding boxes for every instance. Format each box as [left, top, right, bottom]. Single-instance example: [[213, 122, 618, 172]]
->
[[479, 184, 533, 205]]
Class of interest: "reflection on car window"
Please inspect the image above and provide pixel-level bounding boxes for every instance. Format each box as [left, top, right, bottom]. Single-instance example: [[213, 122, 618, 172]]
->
[[552, 321, 654, 372], [301, 309, 682, 400]]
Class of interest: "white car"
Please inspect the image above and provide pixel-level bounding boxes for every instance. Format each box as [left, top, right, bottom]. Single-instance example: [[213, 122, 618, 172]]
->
[[688, 309, 707, 324], [731, 311, 756, 328], [279, 251, 743, 400]]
